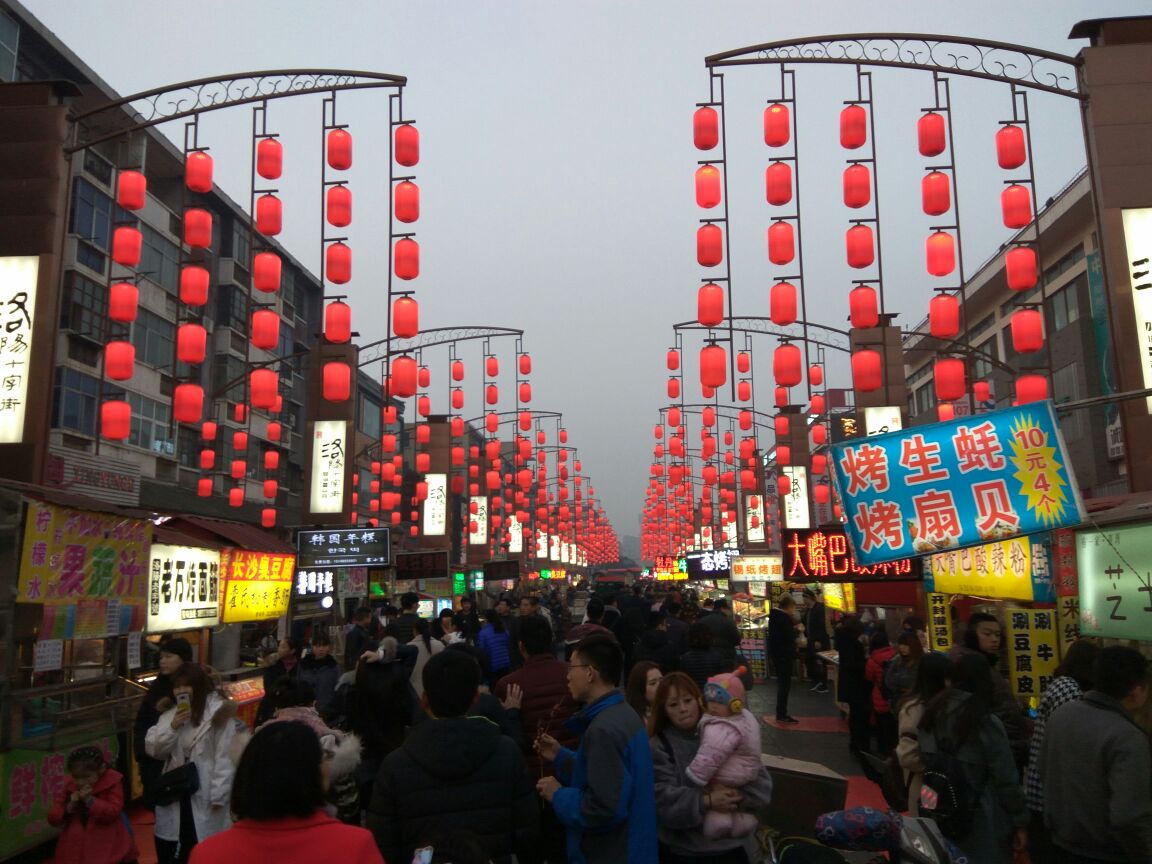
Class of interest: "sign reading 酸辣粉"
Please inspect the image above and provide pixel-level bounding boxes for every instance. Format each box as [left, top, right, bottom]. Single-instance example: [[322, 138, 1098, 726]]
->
[[830, 401, 1083, 566], [1076, 524, 1152, 641]]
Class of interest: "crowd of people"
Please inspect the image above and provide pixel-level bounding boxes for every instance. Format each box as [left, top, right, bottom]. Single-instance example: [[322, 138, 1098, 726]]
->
[[46, 584, 1152, 864]]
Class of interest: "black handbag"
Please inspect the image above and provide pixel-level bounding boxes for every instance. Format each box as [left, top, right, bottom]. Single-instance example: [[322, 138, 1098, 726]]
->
[[153, 761, 200, 806]]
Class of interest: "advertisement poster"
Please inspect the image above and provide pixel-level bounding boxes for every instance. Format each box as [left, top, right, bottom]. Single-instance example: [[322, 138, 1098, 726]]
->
[[731, 555, 783, 582], [831, 401, 1084, 565], [220, 549, 296, 623], [1005, 607, 1060, 698], [1076, 524, 1152, 642], [147, 545, 221, 632], [823, 582, 856, 612], [18, 502, 150, 606]]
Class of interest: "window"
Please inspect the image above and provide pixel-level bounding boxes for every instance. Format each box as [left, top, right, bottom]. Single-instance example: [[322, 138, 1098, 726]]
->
[[67, 335, 100, 367], [179, 426, 206, 469], [74, 240, 107, 276], [211, 354, 246, 402], [974, 337, 999, 380], [1050, 274, 1084, 332], [231, 223, 251, 263], [1052, 363, 1083, 440], [140, 225, 180, 295], [52, 368, 115, 436], [83, 150, 113, 188], [1042, 244, 1084, 285], [0, 11, 18, 82], [127, 391, 174, 454], [61, 270, 107, 336], [913, 384, 936, 418], [969, 315, 994, 340], [1001, 287, 1039, 319], [360, 393, 382, 438], [217, 285, 247, 328], [70, 178, 115, 251], [132, 308, 175, 368]]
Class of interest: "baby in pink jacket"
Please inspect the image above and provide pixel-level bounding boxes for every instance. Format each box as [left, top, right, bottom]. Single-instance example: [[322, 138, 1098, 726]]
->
[[685, 671, 762, 838]]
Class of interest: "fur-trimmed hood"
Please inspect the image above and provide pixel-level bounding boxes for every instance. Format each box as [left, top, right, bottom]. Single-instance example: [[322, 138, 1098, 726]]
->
[[155, 691, 237, 728], [229, 723, 361, 781]]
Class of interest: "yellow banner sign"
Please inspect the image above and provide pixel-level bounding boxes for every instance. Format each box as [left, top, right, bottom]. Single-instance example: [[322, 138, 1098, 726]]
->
[[927, 592, 953, 652], [823, 582, 856, 612], [220, 549, 296, 622], [1005, 607, 1060, 699], [18, 502, 150, 605], [929, 537, 1033, 600]]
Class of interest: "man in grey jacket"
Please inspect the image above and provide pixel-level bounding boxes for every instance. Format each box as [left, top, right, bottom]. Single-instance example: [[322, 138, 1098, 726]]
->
[[1040, 645, 1152, 864]]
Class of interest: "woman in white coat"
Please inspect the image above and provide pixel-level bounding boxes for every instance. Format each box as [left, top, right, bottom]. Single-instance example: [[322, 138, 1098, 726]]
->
[[145, 663, 237, 864]]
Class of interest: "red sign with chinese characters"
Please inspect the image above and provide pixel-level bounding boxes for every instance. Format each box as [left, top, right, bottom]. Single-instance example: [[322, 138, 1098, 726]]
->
[[781, 528, 922, 583]]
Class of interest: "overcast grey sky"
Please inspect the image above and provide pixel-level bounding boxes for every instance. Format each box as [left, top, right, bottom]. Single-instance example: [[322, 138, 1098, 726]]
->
[[24, 0, 1145, 543]]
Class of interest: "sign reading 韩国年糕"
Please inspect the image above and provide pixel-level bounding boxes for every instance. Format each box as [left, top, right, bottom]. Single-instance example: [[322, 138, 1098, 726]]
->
[[1076, 524, 1152, 642], [731, 555, 783, 582], [147, 544, 221, 632], [781, 528, 920, 582], [220, 549, 296, 623], [1005, 607, 1060, 698], [830, 402, 1084, 566], [296, 527, 390, 568]]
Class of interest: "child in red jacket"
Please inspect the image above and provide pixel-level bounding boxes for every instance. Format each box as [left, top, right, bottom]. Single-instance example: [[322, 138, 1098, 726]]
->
[[47, 747, 138, 864]]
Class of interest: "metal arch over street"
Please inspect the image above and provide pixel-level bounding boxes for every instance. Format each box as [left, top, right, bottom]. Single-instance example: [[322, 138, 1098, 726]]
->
[[674, 316, 852, 354], [67, 69, 409, 152], [357, 326, 526, 368], [705, 33, 1082, 100]]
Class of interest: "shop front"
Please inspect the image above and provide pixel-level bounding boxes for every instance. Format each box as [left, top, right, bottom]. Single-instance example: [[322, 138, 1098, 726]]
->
[[394, 550, 453, 616]]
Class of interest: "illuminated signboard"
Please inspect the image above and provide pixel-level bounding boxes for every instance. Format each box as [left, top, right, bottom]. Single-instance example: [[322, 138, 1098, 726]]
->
[[221, 549, 296, 622], [295, 569, 335, 597], [731, 554, 783, 582], [536, 530, 548, 558], [297, 528, 390, 568], [653, 554, 687, 581], [0, 256, 38, 444], [1122, 208, 1152, 410], [782, 528, 920, 582], [781, 466, 810, 529], [823, 582, 856, 612], [508, 516, 523, 554], [1076, 524, 1152, 641], [549, 534, 560, 560], [422, 474, 447, 536], [685, 549, 735, 580], [395, 551, 449, 584], [745, 494, 766, 543], [469, 497, 488, 545], [309, 420, 347, 514], [864, 406, 903, 437], [147, 544, 221, 632], [928, 537, 1036, 601]]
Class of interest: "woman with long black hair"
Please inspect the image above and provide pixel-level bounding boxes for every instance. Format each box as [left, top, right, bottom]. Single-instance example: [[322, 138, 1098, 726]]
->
[[895, 652, 952, 814], [408, 617, 444, 698]]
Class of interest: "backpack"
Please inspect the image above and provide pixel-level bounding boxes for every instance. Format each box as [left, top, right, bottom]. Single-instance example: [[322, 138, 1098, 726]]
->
[[917, 727, 980, 842], [878, 656, 897, 704]]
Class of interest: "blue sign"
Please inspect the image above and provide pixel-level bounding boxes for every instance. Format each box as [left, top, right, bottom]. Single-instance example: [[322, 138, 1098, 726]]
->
[[830, 401, 1084, 566]]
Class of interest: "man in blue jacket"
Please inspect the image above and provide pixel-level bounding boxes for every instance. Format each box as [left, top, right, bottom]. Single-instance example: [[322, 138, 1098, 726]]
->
[[536, 633, 657, 864]]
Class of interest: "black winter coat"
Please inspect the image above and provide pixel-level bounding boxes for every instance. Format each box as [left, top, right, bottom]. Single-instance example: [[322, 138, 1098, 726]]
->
[[366, 715, 539, 864], [633, 629, 678, 674], [679, 648, 727, 691]]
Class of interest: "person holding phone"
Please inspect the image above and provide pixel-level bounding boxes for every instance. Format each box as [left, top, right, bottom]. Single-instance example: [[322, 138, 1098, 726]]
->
[[146, 664, 238, 864]]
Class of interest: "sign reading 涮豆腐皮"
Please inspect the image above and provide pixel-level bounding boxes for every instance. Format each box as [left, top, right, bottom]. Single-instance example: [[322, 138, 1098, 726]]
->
[[781, 528, 920, 582], [147, 544, 221, 632], [1005, 607, 1060, 698], [830, 401, 1084, 566], [220, 549, 295, 623], [1076, 524, 1152, 642]]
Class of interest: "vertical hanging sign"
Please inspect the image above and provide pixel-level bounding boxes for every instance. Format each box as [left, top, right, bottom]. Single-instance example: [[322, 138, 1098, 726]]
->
[[927, 591, 953, 653], [0, 257, 38, 444], [1121, 208, 1152, 411], [468, 496, 488, 545], [422, 474, 447, 536], [781, 466, 810, 529], [310, 420, 347, 514], [508, 516, 523, 554]]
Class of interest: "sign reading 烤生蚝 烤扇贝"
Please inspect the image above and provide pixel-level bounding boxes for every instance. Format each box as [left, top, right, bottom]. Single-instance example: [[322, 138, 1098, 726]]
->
[[830, 401, 1084, 566]]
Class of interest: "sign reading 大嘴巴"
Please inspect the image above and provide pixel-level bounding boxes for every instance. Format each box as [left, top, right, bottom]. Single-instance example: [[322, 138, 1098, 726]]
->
[[830, 402, 1084, 566], [781, 528, 920, 582], [220, 549, 296, 622], [1076, 524, 1152, 641]]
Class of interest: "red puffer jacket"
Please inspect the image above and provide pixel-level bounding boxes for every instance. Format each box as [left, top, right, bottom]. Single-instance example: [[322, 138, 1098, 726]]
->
[[495, 653, 580, 777], [47, 768, 137, 864], [865, 645, 898, 714]]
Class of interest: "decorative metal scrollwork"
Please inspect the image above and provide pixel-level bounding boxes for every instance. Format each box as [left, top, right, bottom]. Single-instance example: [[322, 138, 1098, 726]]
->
[[357, 326, 525, 367], [707, 34, 1081, 99], [68, 69, 408, 152], [674, 317, 852, 354]]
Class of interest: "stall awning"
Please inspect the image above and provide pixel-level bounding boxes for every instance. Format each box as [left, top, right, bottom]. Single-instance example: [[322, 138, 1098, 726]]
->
[[167, 515, 296, 553]]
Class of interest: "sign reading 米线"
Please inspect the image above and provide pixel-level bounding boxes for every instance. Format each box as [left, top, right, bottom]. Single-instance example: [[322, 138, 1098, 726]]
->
[[781, 528, 920, 582], [830, 401, 1084, 566]]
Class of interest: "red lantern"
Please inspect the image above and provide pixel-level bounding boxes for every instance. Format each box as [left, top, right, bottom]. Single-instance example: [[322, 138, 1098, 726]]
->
[[777, 447, 792, 467], [255, 194, 282, 236], [327, 128, 353, 169], [451, 360, 465, 382], [774, 387, 789, 408], [738, 381, 751, 402], [846, 224, 874, 269], [116, 170, 146, 210], [257, 137, 282, 179], [486, 356, 499, 378], [697, 282, 724, 326], [395, 124, 420, 166], [812, 424, 827, 445], [394, 180, 420, 223], [324, 301, 352, 343], [327, 184, 352, 227], [389, 295, 418, 339], [849, 285, 879, 328], [196, 477, 213, 497], [1001, 184, 1032, 229], [770, 281, 797, 325], [228, 487, 244, 508], [184, 208, 212, 248], [451, 388, 465, 410], [840, 105, 868, 149], [390, 355, 418, 398], [700, 344, 727, 389], [486, 384, 499, 406], [926, 231, 956, 277], [250, 369, 278, 409], [264, 449, 280, 471], [814, 483, 830, 504], [774, 416, 790, 438], [202, 421, 217, 441], [109, 282, 138, 322], [326, 242, 352, 284], [199, 449, 215, 470], [765, 161, 792, 205], [667, 377, 680, 399], [323, 362, 351, 402], [104, 341, 134, 380], [1006, 246, 1038, 291], [843, 164, 871, 208], [261, 508, 277, 528], [112, 227, 142, 267], [178, 265, 208, 305], [267, 421, 281, 442], [173, 383, 204, 424], [230, 459, 246, 480], [764, 103, 790, 147], [734, 352, 750, 374], [929, 294, 960, 339], [234, 403, 247, 424], [996, 124, 1027, 169], [922, 171, 951, 216], [851, 349, 882, 392], [974, 381, 991, 403], [185, 151, 213, 192], [518, 353, 532, 376], [773, 344, 802, 387], [809, 364, 823, 386], [395, 237, 419, 280], [768, 220, 795, 265], [918, 112, 947, 157], [694, 106, 718, 150], [251, 309, 279, 350], [177, 323, 207, 364], [1016, 373, 1048, 404], [934, 357, 966, 402], [1011, 308, 1044, 353], [812, 453, 827, 474], [695, 165, 722, 208], [702, 407, 716, 428], [101, 400, 131, 439], [519, 410, 532, 431], [697, 224, 723, 267], [519, 382, 532, 403], [253, 252, 281, 293]]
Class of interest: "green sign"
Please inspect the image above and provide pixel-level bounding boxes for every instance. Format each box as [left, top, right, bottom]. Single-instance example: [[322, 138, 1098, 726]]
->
[[539, 569, 553, 580], [452, 571, 467, 595], [1076, 524, 1152, 641], [470, 571, 484, 591]]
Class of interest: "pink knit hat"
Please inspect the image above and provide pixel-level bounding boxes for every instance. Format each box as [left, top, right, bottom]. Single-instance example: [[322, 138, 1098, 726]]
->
[[703, 671, 747, 713]]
